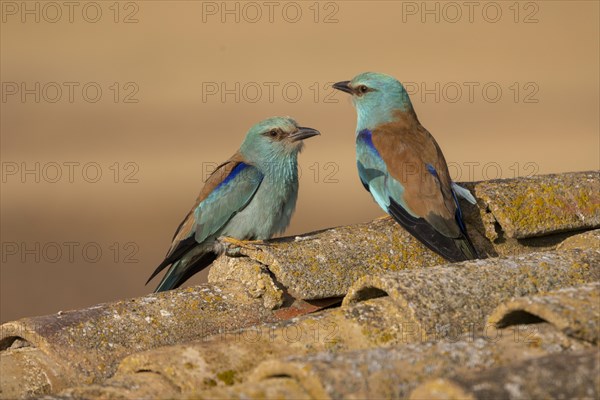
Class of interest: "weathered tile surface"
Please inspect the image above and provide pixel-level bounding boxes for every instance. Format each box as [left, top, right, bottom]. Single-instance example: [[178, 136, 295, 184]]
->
[[489, 282, 600, 344], [410, 350, 600, 400], [1, 171, 599, 400], [475, 171, 599, 239], [0, 281, 280, 397], [343, 249, 599, 339]]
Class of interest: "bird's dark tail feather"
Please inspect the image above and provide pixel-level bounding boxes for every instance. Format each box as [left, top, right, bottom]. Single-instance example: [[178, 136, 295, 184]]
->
[[152, 251, 218, 293], [388, 199, 478, 263], [453, 236, 478, 261], [145, 236, 198, 285]]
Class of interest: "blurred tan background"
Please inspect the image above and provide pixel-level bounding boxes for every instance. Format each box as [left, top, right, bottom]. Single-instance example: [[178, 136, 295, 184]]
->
[[1, 0, 598, 322]]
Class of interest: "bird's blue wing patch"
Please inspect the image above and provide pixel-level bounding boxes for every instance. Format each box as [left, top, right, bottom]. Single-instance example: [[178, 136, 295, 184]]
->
[[215, 162, 247, 190], [426, 163, 438, 178], [356, 129, 410, 214], [451, 188, 467, 233], [194, 163, 264, 243]]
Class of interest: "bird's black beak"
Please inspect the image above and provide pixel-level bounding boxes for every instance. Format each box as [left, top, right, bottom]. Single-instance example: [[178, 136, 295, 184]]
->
[[333, 80, 353, 94], [290, 127, 320, 142]]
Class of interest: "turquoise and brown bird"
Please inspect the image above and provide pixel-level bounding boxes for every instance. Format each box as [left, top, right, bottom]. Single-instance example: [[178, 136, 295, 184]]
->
[[146, 117, 320, 292], [333, 72, 478, 262]]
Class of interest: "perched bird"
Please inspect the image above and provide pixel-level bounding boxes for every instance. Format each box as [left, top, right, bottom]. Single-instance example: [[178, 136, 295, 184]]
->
[[333, 72, 478, 262], [147, 117, 320, 292]]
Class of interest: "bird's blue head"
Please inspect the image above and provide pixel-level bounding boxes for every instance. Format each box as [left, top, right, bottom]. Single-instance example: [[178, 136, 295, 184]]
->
[[333, 72, 414, 133], [240, 117, 320, 171]]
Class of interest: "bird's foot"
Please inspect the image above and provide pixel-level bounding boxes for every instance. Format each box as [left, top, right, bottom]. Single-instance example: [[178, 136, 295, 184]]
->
[[219, 236, 265, 256]]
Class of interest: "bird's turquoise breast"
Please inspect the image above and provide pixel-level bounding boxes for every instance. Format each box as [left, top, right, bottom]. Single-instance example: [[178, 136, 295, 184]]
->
[[356, 128, 411, 216], [220, 173, 298, 240], [356, 129, 392, 211]]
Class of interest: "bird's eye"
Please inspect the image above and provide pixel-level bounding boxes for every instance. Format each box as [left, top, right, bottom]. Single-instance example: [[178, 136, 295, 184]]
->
[[268, 130, 278, 137], [358, 85, 369, 94]]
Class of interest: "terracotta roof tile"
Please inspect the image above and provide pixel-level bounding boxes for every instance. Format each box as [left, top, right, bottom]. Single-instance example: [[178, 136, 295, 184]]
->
[[343, 249, 599, 339], [409, 350, 599, 400], [0, 280, 283, 397], [238, 322, 592, 400], [489, 282, 599, 344], [557, 228, 600, 251], [38, 248, 598, 399], [474, 171, 599, 239], [1, 172, 599, 400]]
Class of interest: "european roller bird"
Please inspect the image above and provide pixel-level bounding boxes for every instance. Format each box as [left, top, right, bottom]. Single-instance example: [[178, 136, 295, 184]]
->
[[333, 72, 478, 262], [147, 117, 320, 292]]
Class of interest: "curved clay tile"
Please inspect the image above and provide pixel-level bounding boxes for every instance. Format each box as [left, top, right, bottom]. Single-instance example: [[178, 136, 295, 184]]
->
[[242, 322, 591, 400], [343, 249, 599, 340], [475, 171, 599, 240], [410, 350, 599, 400], [488, 282, 600, 344], [0, 280, 281, 398]]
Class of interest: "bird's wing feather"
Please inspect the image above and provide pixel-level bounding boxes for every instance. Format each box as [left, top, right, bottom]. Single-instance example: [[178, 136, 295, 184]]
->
[[193, 161, 264, 243], [146, 153, 264, 284], [451, 182, 476, 204], [370, 124, 460, 236], [357, 125, 476, 261]]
